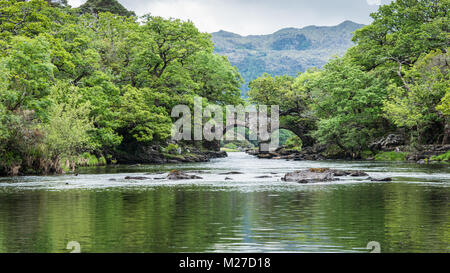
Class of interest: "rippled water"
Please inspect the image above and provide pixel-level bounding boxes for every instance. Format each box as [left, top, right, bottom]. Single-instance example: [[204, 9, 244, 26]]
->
[[0, 153, 448, 253]]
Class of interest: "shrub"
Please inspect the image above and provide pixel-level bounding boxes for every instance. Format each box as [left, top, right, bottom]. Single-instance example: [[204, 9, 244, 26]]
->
[[224, 143, 238, 150], [374, 151, 408, 161], [361, 150, 374, 159], [285, 136, 302, 152], [165, 143, 180, 155], [430, 151, 450, 162], [79, 153, 100, 166], [323, 144, 345, 158], [98, 156, 107, 165]]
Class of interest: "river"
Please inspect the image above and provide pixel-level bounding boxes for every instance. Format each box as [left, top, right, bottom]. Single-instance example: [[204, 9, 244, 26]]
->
[[0, 152, 448, 253]]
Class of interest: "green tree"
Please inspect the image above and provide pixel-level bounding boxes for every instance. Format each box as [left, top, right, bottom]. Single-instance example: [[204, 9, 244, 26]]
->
[[248, 73, 316, 146], [41, 91, 97, 160], [79, 0, 136, 17], [0, 36, 55, 119], [188, 52, 243, 105], [351, 0, 449, 71], [384, 50, 449, 144], [126, 16, 212, 88], [0, 0, 244, 175], [118, 86, 172, 144], [309, 57, 389, 156], [0, 0, 53, 40]]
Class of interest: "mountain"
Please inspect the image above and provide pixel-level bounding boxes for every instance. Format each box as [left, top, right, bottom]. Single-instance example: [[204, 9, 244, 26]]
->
[[211, 20, 364, 95], [79, 0, 136, 17]]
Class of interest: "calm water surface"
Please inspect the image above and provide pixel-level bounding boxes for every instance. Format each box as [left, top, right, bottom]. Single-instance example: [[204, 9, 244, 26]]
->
[[0, 153, 448, 253]]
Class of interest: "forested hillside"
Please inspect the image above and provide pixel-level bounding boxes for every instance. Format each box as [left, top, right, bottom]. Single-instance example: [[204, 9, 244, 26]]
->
[[0, 0, 243, 176], [248, 0, 449, 160], [212, 21, 364, 95]]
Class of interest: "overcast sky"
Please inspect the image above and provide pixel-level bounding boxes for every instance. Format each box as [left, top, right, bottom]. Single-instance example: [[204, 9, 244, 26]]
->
[[67, 0, 391, 35]]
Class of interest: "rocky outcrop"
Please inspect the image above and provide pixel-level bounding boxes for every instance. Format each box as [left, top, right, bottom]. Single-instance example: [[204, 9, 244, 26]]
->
[[282, 168, 370, 184], [405, 145, 450, 162], [114, 144, 227, 165], [247, 140, 450, 163], [370, 134, 405, 150]]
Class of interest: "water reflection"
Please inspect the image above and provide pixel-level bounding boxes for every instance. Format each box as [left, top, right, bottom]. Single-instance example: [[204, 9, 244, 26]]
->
[[0, 153, 448, 253]]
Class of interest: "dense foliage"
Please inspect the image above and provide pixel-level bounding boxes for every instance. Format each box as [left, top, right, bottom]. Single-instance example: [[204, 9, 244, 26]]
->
[[79, 0, 136, 17], [248, 0, 449, 158], [0, 0, 242, 175]]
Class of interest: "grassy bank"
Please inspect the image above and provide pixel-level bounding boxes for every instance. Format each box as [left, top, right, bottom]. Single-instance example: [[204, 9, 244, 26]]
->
[[374, 151, 408, 161], [60, 153, 108, 173]]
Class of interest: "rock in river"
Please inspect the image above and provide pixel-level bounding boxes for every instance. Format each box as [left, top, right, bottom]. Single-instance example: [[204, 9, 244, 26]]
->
[[282, 168, 370, 184], [167, 170, 203, 180], [219, 171, 244, 175], [370, 177, 393, 182], [124, 176, 151, 180], [348, 170, 369, 177], [282, 169, 336, 184]]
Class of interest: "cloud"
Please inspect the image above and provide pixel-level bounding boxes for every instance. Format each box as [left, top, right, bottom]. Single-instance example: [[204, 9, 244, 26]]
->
[[68, 0, 84, 7], [67, 0, 384, 35], [366, 0, 382, 5]]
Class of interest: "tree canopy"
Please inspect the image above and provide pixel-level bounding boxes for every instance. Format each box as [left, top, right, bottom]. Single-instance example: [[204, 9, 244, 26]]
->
[[248, 0, 449, 157], [79, 0, 136, 17], [0, 0, 243, 175]]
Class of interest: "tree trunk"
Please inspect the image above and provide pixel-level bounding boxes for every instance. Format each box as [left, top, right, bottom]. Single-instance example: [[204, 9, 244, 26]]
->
[[443, 122, 450, 145]]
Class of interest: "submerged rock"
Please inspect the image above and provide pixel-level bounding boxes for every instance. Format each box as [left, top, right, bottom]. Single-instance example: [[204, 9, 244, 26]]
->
[[255, 175, 272, 179], [167, 170, 203, 180], [348, 170, 369, 177], [331, 170, 349, 177], [282, 170, 336, 184], [124, 176, 151, 180], [219, 171, 244, 175], [308, 168, 368, 177], [257, 153, 273, 159], [225, 177, 233, 181], [370, 177, 393, 182]]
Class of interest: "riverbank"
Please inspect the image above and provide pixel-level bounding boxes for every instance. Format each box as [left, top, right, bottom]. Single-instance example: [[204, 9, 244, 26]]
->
[[113, 146, 227, 165], [246, 144, 450, 164], [0, 147, 227, 177]]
